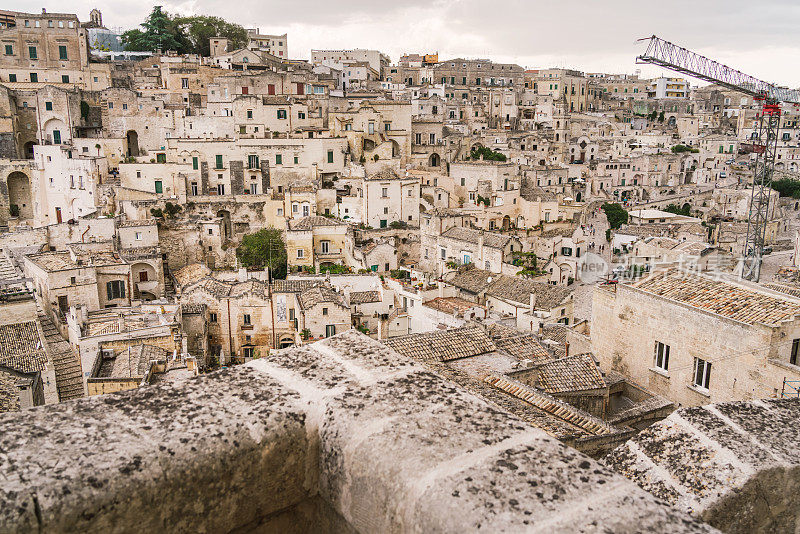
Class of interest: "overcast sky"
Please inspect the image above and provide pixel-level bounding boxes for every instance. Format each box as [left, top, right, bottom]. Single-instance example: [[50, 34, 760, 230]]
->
[[10, 0, 800, 87]]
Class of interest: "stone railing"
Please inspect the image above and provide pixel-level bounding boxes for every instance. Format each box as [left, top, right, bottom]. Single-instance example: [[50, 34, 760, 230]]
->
[[1, 331, 729, 532]]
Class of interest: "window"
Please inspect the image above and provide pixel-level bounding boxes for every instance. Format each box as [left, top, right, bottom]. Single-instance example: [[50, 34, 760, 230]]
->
[[135, 232, 142, 241], [191, 182, 198, 195], [243, 314, 251, 325], [791, 339, 800, 366], [4, 45, 12, 56], [45, 101, 52, 111], [277, 109, 287, 119], [384, 122, 391, 132], [275, 154, 282, 165], [62, 75, 69, 83], [325, 325, 336, 337], [243, 347, 254, 359], [368, 122, 375, 134], [8, 74, 16, 82], [241, 86, 249, 95], [192, 156, 198, 170], [29, 73, 37, 83], [215, 155, 223, 169], [106, 280, 126, 300], [154, 180, 163, 194], [440, 248, 446, 259], [693, 357, 711, 390], [246, 109, 253, 119], [380, 219, 387, 228], [248, 154, 259, 169], [381, 187, 388, 198], [29, 46, 37, 60], [322, 307, 328, 316], [297, 249, 304, 259], [654, 342, 670, 371], [52, 130, 61, 144], [58, 46, 67, 60], [210, 312, 218, 322], [327, 150, 334, 164], [181, 77, 189, 89]]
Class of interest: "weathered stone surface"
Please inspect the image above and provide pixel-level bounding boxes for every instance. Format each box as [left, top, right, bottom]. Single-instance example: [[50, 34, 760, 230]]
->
[[0, 366, 310, 533], [252, 331, 715, 533], [0, 331, 720, 533], [604, 398, 800, 533]]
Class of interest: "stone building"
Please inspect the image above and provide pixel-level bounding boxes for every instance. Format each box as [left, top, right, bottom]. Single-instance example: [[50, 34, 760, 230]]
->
[[592, 268, 800, 407]]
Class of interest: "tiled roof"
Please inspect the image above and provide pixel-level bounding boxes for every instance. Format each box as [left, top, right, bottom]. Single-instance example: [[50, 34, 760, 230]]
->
[[483, 374, 614, 436], [181, 304, 207, 314], [349, 290, 381, 304], [541, 324, 567, 344], [384, 327, 496, 363], [444, 266, 571, 310], [191, 277, 233, 299], [440, 227, 513, 250], [485, 323, 552, 364], [763, 282, 800, 299], [423, 297, 481, 315], [0, 322, 46, 374], [486, 276, 571, 309], [229, 279, 268, 299], [442, 267, 495, 294], [173, 263, 211, 288], [632, 269, 800, 326], [37, 309, 83, 401], [273, 279, 322, 293], [298, 285, 346, 309], [533, 354, 606, 394], [288, 216, 348, 231]]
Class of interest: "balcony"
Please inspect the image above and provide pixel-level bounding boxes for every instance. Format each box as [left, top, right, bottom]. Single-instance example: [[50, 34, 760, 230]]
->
[[0, 331, 795, 532]]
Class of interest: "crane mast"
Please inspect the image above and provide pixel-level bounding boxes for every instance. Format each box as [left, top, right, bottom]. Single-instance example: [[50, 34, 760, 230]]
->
[[636, 35, 799, 281]]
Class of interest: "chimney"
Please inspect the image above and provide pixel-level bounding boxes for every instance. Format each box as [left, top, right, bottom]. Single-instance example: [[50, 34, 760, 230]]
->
[[565, 341, 570, 358], [117, 313, 125, 332], [538, 322, 544, 336], [529, 292, 535, 314]]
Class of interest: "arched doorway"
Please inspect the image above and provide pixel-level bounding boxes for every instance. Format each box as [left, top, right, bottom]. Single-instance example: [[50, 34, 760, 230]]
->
[[7, 172, 33, 220], [126, 130, 140, 157], [278, 336, 295, 348], [682, 203, 691, 213], [391, 140, 400, 158], [428, 153, 440, 167], [43, 118, 67, 145], [502, 215, 511, 231]]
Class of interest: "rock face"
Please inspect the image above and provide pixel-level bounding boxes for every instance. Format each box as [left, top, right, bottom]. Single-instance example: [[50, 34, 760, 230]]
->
[[604, 398, 800, 534], [0, 331, 718, 533]]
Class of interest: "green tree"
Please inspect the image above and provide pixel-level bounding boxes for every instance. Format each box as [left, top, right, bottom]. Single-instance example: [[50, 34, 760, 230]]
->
[[122, 6, 186, 52], [602, 202, 628, 230], [658, 111, 665, 122], [470, 146, 507, 162], [664, 203, 691, 216], [236, 227, 287, 278], [771, 178, 800, 198], [172, 15, 248, 57]]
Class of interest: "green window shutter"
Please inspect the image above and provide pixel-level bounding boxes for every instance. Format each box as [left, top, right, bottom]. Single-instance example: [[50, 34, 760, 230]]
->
[[192, 157, 198, 170], [59, 46, 67, 60], [327, 150, 333, 163], [215, 155, 223, 168], [29, 46, 36, 59], [45, 101, 52, 111], [155, 181, 163, 194], [276, 154, 282, 164]]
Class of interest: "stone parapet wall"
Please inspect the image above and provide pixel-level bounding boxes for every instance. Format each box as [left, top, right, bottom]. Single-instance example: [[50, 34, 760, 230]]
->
[[604, 398, 800, 534], [0, 331, 718, 533]]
